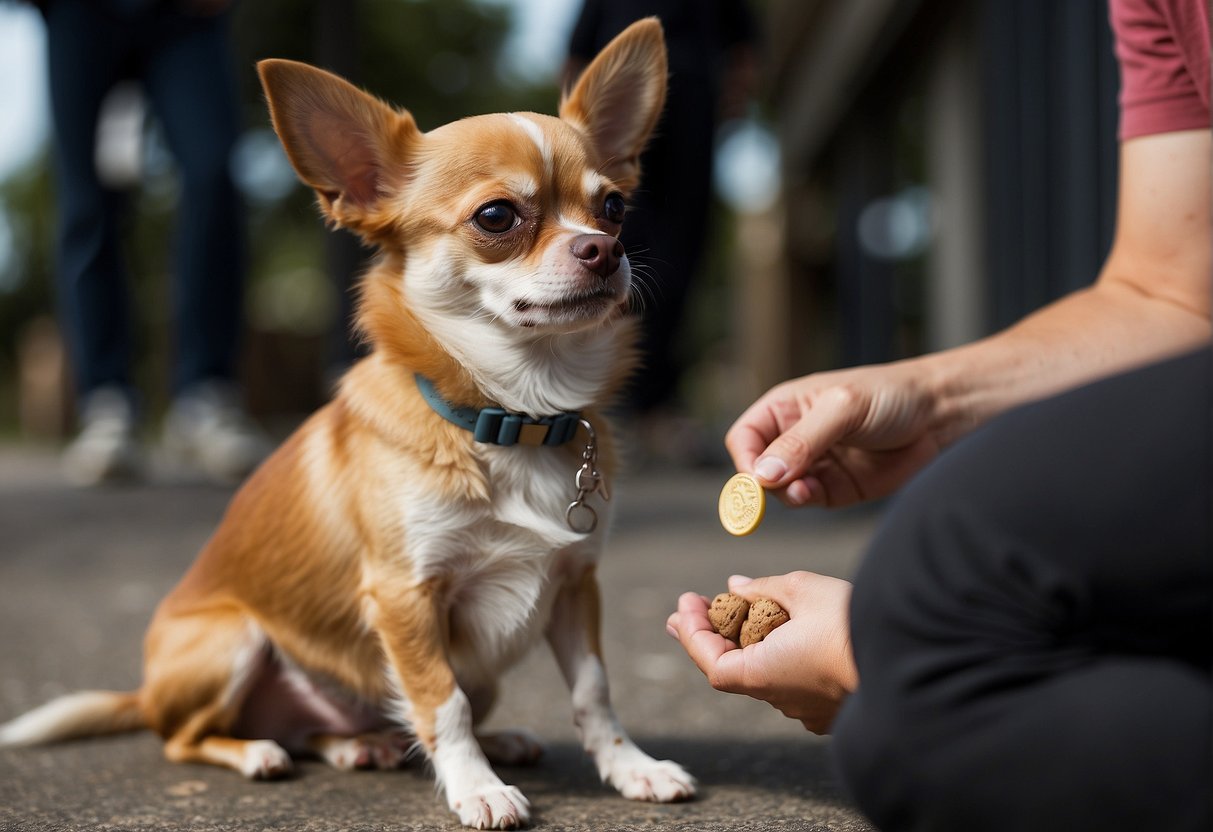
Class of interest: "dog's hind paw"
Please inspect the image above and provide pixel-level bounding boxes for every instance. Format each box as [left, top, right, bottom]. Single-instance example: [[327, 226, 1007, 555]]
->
[[452, 784, 531, 830], [312, 731, 414, 771], [240, 740, 294, 780]]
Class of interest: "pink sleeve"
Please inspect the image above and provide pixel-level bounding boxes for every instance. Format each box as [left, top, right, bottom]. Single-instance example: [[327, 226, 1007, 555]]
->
[[1110, 0, 1211, 140]]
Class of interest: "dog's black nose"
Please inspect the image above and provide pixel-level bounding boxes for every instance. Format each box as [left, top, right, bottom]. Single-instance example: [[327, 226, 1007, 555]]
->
[[570, 234, 624, 279]]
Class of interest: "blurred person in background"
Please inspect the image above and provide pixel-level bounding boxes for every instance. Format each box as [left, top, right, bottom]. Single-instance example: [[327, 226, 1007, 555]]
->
[[668, 0, 1211, 829], [38, 0, 269, 486], [563, 0, 758, 463]]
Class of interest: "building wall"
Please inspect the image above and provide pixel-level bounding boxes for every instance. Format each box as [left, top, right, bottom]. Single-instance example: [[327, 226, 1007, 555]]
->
[[764, 0, 1119, 373]]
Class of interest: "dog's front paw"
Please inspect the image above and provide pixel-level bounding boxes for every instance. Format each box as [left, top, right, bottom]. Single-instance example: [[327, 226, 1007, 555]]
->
[[451, 784, 531, 830], [598, 745, 696, 803]]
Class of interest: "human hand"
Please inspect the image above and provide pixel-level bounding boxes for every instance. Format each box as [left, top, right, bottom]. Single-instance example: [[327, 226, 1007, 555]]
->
[[725, 360, 945, 508], [666, 572, 858, 734]]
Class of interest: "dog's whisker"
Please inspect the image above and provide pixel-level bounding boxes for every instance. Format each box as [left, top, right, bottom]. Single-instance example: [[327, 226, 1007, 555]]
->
[[627, 268, 665, 315]]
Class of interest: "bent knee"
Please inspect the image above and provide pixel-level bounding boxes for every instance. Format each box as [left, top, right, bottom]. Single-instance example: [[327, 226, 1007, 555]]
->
[[832, 691, 992, 832]]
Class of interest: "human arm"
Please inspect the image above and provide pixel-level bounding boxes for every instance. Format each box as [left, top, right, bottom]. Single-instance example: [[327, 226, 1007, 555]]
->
[[665, 572, 858, 734], [727, 129, 1212, 508]]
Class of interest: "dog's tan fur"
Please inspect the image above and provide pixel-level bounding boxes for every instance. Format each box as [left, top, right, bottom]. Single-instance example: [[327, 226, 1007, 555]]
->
[[1, 19, 690, 829]]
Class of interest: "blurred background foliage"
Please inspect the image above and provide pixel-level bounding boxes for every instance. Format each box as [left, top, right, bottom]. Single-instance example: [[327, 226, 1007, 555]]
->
[[0, 0, 572, 435], [0, 0, 1123, 464]]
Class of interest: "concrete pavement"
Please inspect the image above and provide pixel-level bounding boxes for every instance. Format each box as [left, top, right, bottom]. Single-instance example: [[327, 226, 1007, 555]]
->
[[0, 443, 882, 831]]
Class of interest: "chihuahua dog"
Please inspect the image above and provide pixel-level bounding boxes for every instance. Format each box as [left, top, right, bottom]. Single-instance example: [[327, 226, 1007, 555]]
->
[[0, 18, 694, 829]]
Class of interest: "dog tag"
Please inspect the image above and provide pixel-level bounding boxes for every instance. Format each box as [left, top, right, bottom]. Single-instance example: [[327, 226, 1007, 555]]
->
[[565, 501, 598, 534], [718, 472, 766, 536]]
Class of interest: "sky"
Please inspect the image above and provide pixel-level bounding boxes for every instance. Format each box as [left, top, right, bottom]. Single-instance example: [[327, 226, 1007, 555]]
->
[[484, 0, 581, 83], [0, 4, 50, 182]]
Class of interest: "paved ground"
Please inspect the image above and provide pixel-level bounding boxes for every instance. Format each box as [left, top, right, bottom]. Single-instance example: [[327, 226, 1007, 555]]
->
[[0, 443, 883, 831]]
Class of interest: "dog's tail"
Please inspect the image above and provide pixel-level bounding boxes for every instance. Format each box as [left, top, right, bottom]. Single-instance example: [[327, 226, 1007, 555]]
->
[[0, 690, 145, 747]]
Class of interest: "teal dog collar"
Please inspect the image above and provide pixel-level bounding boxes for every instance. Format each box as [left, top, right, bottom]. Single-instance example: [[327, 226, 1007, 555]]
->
[[414, 375, 581, 447]]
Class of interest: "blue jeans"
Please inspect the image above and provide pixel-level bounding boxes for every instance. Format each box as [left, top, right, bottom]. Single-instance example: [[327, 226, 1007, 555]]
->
[[46, 0, 247, 400]]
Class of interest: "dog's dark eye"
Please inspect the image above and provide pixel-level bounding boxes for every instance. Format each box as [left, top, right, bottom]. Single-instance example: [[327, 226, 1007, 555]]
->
[[474, 201, 519, 234], [604, 193, 626, 224]]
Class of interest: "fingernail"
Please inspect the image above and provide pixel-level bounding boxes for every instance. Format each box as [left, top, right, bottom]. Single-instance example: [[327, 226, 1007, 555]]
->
[[754, 456, 787, 483], [729, 574, 753, 588], [666, 623, 679, 639]]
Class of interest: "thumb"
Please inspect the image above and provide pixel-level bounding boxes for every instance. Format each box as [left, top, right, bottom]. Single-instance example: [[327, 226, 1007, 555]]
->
[[728, 571, 815, 616], [751, 387, 859, 488]]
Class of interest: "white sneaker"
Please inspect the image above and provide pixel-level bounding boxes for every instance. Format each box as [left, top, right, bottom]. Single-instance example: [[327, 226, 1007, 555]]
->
[[164, 381, 272, 484], [62, 386, 142, 486]]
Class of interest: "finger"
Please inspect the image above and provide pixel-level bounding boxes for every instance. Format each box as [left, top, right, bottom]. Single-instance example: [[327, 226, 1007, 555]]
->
[[782, 476, 826, 508], [682, 628, 749, 693], [751, 387, 864, 489], [827, 440, 941, 506], [668, 591, 708, 636], [727, 571, 818, 614], [724, 398, 783, 474], [665, 610, 681, 638], [669, 592, 750, 691], [676, 590, 710, 617]]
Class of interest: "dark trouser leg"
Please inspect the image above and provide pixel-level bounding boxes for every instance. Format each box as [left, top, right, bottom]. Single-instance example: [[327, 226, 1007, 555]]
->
[[621, 76, 715, 413], [141, 9, 246, 394], [832, 349, 1212, 832], [46, 0, 133, 398]]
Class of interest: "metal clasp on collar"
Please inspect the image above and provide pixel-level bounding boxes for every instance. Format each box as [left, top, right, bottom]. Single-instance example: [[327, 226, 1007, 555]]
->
[[565, 418, 609, 533]]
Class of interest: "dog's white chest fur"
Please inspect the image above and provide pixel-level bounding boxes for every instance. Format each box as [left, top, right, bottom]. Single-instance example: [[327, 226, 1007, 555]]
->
[[400, 443, 608, 686]]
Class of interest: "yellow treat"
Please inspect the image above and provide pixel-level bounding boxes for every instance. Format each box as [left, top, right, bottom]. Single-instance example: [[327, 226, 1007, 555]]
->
[[718, 472, 766, 536]]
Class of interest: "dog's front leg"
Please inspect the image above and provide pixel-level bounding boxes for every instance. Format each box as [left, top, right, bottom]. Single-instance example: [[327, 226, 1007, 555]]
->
[[546, 565, 696, 802], [371, 578, 530, 830]]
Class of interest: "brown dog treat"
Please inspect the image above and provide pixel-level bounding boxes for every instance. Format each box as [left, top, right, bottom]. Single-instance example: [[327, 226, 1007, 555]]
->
[[707, 593, 750, 643], [740, 598, 790, 647]]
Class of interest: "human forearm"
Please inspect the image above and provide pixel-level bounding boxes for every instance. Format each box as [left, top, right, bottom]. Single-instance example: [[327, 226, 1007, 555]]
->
[[924, 131, 1212, 447], [923, 277, 1211, 447]]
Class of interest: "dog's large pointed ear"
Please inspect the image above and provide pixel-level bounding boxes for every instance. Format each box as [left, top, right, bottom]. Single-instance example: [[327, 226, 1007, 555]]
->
[[559, 17, 667, 192], [258, 59, 420, 235]]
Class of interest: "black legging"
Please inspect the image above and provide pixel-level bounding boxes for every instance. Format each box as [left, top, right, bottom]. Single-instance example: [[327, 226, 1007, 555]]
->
[[833, 348, 1212, 832]]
